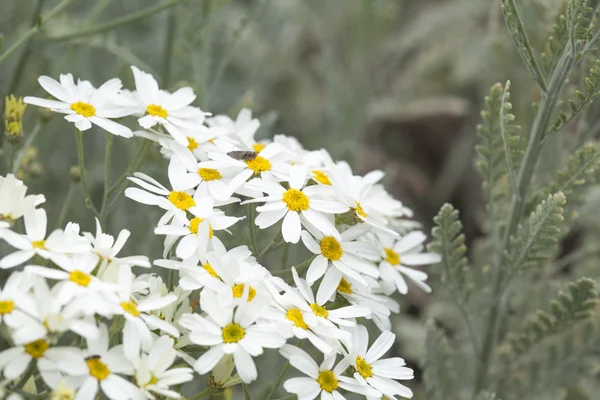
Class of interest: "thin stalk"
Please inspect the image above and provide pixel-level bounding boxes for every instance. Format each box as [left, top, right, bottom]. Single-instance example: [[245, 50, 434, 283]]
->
[[107, 139, 151, 209], [265, 339, 305, 400], [45, 0, 190, 42], [243, 382, 252, 400], [0, 0, 74, 65], [473, 42, 576, 396], [55, 182, 76, 229], [11, 360, 35, 390], [189, 388, 211, 399], [12, 121, 41, 173], [99, 132, 114, 225], [259, 231, 283, 257], [75, 129, 100, 218], [247, 204, 259, 256], [272, 255, 316, 277], [162, 8, 177, 88]]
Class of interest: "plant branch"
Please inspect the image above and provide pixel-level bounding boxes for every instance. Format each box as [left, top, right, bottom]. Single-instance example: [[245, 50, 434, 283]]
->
[[247, 204, 259, 256], [75, 129, 100, 218], [0, 0, 73, 65], [45, 0, 190, 42], [12, 122, 41, 173], [99, 132, 114, 225], [55, 182, 76, 229], [265, 339, 305, 400], [473, 41, 576, 396]]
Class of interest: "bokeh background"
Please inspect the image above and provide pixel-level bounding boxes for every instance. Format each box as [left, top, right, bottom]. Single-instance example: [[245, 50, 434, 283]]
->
[[2, 0, 589, 398]]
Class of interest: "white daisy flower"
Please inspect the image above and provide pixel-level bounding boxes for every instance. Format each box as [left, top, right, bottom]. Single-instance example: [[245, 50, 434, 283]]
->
[[334, 276, 399, 332], [10, 277, 99, 345], [63, 324, 144, 400], [206, 107, 260, 150], [113, 275, 179, 361], [378, 231, 441, 294], [0, 174, 45, 224], [0, 208, 90, 269], [130, 66, 207, 145], [279, 344, 378, 400], [23, 74, 133, 137], [83, 218, 151, 284], [329, 164, 399, 237], [154, 196, 242, 259], [244, 165, 348, 243], [340, 326, 414, 399], [24, 253, 117, 316], [124, 172, 203, 226], [301, 223, 380, 304], [0, 272, 36, 329], [133, 336, 193, 399], [178, 290, 286, 383]]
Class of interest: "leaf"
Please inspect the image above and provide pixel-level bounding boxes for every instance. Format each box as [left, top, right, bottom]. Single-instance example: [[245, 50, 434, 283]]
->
[[476, 83, 524, 220], [501, 0, 548, 91], [546, 60, 600, 137], [429, 204, 471, 302], [567, 0, 600, 44], [423, 320, 459, 400], [507, 278, 597, 357], [541, 3, 569, 75], [507, 192, 566, 271]]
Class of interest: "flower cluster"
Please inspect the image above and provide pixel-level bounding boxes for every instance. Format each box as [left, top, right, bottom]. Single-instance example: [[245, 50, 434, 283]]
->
[[0, 67, 441, 399]]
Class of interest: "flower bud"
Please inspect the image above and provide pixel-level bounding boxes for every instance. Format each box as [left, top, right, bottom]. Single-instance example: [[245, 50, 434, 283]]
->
[[70, 166, 81, 183], [4, 95, 27, 144]]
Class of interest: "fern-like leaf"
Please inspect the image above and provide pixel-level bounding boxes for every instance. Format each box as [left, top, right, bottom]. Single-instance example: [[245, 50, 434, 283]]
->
[[429, 204, 470, 301], [507, 278, 597, 357], [501, 0, 548, 91], [541, 3, 569, 75], [423, 320, 459, 400], [507, 192, 566, 270], [547, 60, 600, 137], [499, 81, 523, 189], [567, 0, 600, 44]]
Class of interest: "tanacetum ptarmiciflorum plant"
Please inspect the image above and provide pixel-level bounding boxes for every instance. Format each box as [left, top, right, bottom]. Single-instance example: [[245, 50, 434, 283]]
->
[[424, 1, 600, 399]]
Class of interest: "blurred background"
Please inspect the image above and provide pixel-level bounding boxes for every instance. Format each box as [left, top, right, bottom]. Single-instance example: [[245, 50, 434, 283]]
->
[[2, 0, 590, 398]]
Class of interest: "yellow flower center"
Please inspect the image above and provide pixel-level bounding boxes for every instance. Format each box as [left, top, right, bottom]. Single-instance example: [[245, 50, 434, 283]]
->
[[0, 300, 15, 315], [355, 356, 373, 378], [384, 247, 400, 266], [252, 143, 266, 153], [87, 357, 110, 381], [198, 168, 222, 181], [203, 262, 220, 279], [187, 137, 198, 151], [143, 375, 158, 387], [320, 236, 343, 261], [312, 170, 332, 185], [168, 191, 195, 210], [317, 370, 339, 392], [70, 101, 96, 117], [31, 240, 46, 249], [310, 303, 328, 318], [121, 301, 141, 317], [285, 307, 308, 330], [353, 202, 368, 218], [24, 339, 49, 359], [337, 278, 353, 294], [231, 284, 256, 302], [222, 323, 245, 343], [282, 188, 310, 212], [146, 104, 168, 118], [245, 156, 271, 174], [69, 270, 92, 287], [0, 213, 14, 223], [189, 217, 214, 238]]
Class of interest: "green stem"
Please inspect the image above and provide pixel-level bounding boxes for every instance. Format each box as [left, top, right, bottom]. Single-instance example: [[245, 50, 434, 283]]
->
[[265, 339, 304, 400], [45, 0, 190, 42], [247, 204, 259, 256], [12, 122, 41, 173], [11, 360, 35, 390], [74, 129, 100, 218], [259, 231, 283, 257], [161, 8, 177, 88], [99, 132, 114, 225], [0, 0, 73, 65], [107, 139, 151, 209], [55, 182, 76, 228], [188, 388, 211, 399], [473, 42, 576, 396], [272, 255, 316, 277], [243, 382, 252, 400]]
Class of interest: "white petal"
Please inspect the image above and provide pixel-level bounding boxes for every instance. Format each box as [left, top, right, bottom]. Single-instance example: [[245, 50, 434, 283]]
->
[[282, 211, 301, 243]]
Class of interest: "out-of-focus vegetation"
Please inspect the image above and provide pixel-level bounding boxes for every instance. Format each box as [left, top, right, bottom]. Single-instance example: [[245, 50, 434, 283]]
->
[[4, 0, 600, 399]]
